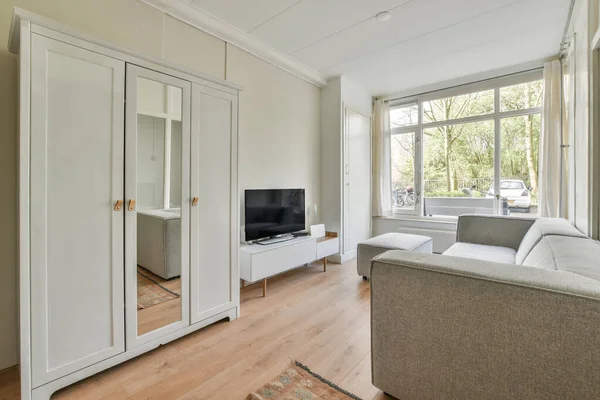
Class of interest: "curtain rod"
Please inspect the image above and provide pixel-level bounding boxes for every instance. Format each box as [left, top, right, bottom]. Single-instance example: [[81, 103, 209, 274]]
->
[[559, 0, 576, 58]]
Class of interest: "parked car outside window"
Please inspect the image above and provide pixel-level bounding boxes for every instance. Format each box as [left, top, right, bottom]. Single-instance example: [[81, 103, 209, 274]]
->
[[486, 180, 531, 211]]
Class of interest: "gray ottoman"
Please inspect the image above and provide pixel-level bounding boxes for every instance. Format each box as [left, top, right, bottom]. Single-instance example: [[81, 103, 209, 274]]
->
[[357, 233, 433, 278]]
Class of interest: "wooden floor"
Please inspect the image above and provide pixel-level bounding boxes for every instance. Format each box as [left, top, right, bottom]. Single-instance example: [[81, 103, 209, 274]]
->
[[0, 259, 394, 400], [137, 268, 182, 336]]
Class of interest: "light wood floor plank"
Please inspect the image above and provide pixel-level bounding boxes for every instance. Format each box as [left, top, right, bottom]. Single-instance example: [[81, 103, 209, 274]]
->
[[0, 260, 395, 399], [338, 353, 380, 400], [0, 367, 19, 400]]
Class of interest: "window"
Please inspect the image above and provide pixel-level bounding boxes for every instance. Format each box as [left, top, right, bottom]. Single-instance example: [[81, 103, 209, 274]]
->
[[389, 74, 543, 218], [422, 89, 494, 123], [391, 131, 416, 211], [500, 81, 543, 112], [390, 104, 418, 128], [499, 113, 540, 213], [423, 120, 495, 217]]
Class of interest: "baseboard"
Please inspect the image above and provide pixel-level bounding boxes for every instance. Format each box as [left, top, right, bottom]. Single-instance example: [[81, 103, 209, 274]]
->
[[0, 364, 18, 374], [328, 250, 357, 264]]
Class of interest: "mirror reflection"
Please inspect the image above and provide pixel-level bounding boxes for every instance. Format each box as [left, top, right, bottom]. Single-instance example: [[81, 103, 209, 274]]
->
[[136, 77, 183, 336]]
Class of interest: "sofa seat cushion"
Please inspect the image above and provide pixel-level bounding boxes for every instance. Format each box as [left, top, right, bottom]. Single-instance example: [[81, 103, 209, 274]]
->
[[357, 233, 432, 277], [443, 242, 517, 264], [515, 218, 587, 264]]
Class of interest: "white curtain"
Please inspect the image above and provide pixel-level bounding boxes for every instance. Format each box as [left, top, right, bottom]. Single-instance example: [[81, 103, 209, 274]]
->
[[539, 59, 563, 218], [372, 99, 392, 216]]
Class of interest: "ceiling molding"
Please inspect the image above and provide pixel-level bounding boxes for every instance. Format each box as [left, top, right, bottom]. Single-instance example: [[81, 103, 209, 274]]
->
[[138, 0, 327, 87]]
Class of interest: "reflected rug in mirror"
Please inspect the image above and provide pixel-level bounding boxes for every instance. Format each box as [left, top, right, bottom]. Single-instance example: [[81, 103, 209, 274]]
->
[[137, 267, 180, 309], [246, 361, 362, 400]]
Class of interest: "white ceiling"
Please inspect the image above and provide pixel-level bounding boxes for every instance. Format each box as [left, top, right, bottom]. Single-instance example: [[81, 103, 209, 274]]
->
[[187, 0, 570, 96]]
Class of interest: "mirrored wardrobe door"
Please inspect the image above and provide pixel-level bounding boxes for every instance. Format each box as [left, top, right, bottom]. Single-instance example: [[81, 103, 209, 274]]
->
[[124, 64, 191, 350]]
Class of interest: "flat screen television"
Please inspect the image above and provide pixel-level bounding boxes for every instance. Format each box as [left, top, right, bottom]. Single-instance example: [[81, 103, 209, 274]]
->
[[244, 189, 306, 242]]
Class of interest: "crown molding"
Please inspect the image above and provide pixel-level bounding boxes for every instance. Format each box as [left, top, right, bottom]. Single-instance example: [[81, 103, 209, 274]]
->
[[138, 0, 327, 88]]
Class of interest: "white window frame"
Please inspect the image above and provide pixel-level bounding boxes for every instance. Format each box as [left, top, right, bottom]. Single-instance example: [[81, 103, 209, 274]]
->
[[389, 69, 544, 218]]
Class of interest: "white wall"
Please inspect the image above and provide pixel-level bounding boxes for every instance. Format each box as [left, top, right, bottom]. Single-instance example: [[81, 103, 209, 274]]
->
[[226, 44, 322, 230], [341, 76, 372, 118], [137, 115, 166, 210], [564, 0, 600, 237], [320, 77, 343, 234], [0, 0, 322, 370], [170, 121, 183, 208], [320, 76, 373, 258], [573, 0, 590, 235]]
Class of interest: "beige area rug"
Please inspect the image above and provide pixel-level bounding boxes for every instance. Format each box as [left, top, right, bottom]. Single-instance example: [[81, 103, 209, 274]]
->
[[137, 267, 180, 310], [246, 361, 363, 400]]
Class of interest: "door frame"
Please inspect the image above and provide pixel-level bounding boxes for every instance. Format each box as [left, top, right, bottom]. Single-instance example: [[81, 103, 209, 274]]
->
[[342, 104, 372, 257]]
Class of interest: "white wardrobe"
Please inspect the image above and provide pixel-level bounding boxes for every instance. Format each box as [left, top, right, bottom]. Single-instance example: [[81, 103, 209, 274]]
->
[[11, 9, 239, 400]]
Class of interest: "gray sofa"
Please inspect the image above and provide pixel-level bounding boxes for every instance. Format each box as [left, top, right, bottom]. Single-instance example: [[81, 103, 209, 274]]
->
[[370, 215, 600, 399]]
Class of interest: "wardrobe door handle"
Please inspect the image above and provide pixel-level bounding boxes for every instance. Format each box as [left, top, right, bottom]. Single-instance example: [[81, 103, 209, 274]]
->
[[114, 200, 123, 211], [128, 199, 136, 211], [192, 197, 199, 207]]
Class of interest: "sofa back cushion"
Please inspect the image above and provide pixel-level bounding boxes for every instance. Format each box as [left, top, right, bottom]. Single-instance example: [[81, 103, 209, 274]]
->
[[523, 235, 600, 282], [515, 218, 587, 265], [457, 215, 535, 251]]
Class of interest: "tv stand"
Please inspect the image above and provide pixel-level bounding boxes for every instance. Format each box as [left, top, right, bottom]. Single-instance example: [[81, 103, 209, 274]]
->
[[254, 235, 295, 245], [240, 232, 339, 296]]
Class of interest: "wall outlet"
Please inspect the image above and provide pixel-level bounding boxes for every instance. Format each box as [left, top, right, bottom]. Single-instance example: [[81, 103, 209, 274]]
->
[[313, 204, 318, 214]]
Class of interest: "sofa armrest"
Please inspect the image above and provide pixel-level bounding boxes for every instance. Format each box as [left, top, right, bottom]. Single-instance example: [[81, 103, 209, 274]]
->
[[370, 251, 600, 399], [456, 214, 536, 250]]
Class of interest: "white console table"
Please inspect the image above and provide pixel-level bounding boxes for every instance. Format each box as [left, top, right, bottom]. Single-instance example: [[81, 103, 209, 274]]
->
[[240, 233, 339, 296]]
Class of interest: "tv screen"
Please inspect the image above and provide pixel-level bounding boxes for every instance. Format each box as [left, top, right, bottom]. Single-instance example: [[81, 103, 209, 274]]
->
[[244, 189, 306, 242]]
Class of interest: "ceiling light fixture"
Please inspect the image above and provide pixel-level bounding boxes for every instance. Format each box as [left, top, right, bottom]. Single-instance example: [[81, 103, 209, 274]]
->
[[376, 11, 391, 22]]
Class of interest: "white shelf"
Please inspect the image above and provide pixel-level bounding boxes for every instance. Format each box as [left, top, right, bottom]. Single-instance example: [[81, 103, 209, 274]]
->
[[240, 235, 339, 283]]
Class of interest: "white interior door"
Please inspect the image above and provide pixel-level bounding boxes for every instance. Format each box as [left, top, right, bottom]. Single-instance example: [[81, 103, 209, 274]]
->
[[343, 108, 372, 257], [190, 84, 239, 324], [125, 64, 191, 349], [29, 34, 125, 386]]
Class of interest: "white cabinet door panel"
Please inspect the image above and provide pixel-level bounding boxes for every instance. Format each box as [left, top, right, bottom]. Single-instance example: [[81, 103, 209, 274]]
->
[[30, 34, 125, 386], [190, 85, 238, 323], [124, 64, 191, 350]]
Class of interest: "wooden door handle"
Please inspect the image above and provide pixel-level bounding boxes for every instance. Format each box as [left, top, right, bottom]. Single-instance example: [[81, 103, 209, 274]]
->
[[114, 200, 123, 211], [128, 199, 136, 211], [192, 197, 199, 207]]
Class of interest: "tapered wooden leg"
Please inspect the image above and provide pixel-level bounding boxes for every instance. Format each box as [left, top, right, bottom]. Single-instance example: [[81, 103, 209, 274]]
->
[[262, 278, 267, 297], [323, 257, 327, 272]]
